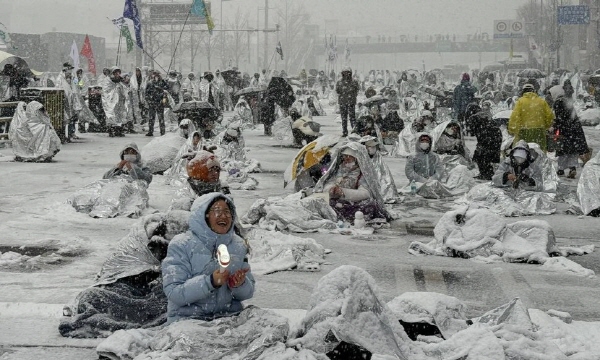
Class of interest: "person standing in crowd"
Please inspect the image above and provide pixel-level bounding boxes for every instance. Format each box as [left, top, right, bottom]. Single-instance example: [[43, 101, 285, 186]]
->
[[130, 67, 148, 125], [72, 68, 89, 134], [182, 72, 199, 100], [101, 66, 127, 137], [145, 70, 169, 137], [167, 71, 182, 104], [55, 62, 79, 141], [199, 71, 220, 110], [469, 101, 502, 180], [335, 67, 360, 137], [452, 73, 477, 130], [552, 82, 589, 178], [96, 67, 111, 86], [508, 83, 554, 152], [214, 69, 228, 110], [250, 73, 260, 88], [121, 74, 136, 134]]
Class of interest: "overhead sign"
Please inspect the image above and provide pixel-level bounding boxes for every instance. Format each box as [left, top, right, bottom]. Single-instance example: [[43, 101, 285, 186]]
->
[[493, 20, 524, 39], [558, 5, 590, 25]]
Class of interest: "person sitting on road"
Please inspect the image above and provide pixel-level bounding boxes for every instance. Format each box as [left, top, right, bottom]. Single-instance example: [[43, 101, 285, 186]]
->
[[162, 193, 254, 323], [405, 133, 445, 183], [412, 110, 435, 133], [318, 144, 389, 223], [352, 115, 377, 137], [103, 143, 153, 184], [434, 122, 466, 157], [492, 140, 543, 191], [290, 108, 321, 147]]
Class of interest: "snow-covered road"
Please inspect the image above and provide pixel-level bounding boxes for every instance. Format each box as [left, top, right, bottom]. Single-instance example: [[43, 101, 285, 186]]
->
[[1, 109, 600, 359]]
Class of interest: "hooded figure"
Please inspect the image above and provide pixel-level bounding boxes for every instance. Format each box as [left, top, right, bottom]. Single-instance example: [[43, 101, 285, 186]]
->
[[103, 143, 153, 184], [433, 121, 466, 157], [470, 101, 502, 180], [315, 142, 390, 222], [233, 96, 253, 127], [182, 72, 200, 100], [162, 192, 254, 323], [452, 73, 477, 128], [10, 101, 62, 162], [405, 133, 445, 183], [492, 140, 544, 191], [165, 127, 203, 181], [508, 83, 554, 151], [102, 66, 127, 136]]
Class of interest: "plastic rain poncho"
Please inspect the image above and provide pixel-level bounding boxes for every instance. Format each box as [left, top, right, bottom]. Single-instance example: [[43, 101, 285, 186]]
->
[[370, 150, 398, 203], [165, 128, 202, 182], [67, 178, 149, 218], [103, 143, 153, 184], [55, 72, 76, 118], [102, 76, 127, 127], [59, 211, 190, 338], [10, 101, 61, 162], [577, 151, 600, 215], [233, 97, 253, 128], [314, 142, 390, 221]]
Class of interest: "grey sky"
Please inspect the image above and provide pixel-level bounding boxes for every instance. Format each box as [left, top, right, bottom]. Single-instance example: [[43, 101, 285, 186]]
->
[[1, 0, 527, 42]]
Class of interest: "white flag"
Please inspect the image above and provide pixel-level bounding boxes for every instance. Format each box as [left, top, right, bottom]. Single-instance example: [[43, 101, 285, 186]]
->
[[70, 40, 80, 71]]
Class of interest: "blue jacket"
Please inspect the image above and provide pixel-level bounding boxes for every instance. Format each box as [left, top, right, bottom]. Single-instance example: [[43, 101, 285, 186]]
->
[[162, 193, 254, 323]]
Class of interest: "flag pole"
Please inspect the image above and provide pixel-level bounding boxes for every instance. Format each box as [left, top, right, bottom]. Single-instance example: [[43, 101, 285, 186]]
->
[[267, 49, 277, 72], [168, 9, 192, 73], [116, 25, 123, 66]]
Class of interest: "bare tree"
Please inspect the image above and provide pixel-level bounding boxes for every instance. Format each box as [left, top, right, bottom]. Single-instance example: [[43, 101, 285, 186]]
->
[[194, 30, 221, 71], [277, 1, 312, 73], [223, 8, 250, 69]]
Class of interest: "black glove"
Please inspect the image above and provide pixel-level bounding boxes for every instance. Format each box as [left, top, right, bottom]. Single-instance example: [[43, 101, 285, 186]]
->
[[518, 174, 536, 187]]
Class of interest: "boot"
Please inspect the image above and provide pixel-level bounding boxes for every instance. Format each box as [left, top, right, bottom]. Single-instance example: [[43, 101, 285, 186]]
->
[[108, 126, 115, 138], [145, 132, 153, 137], [160, 127, 165, 136], [567, 167, 576, 179]]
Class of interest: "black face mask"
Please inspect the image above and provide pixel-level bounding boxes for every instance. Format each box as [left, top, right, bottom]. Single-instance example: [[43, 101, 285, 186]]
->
[[111, 76, 122, 83]]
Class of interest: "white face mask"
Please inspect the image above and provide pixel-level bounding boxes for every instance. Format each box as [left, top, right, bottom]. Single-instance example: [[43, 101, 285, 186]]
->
[[123, 154, 137, 162], [367, 146, 377, 156], [419, 142, 430, 151], [446, 128, 455, 136]]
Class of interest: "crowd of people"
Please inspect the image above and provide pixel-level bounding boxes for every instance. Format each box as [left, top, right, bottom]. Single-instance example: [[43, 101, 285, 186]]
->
[[3, 58, 600, 358]]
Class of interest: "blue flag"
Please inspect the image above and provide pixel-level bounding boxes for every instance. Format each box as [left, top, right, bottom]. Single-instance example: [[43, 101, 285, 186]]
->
[[123, 0, 143, 49], [191, 0, 215, 34]]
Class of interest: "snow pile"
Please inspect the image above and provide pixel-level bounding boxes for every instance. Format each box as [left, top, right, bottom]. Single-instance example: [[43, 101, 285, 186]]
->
[[141, 132, 186, 174], [247, 229, 326, 275], [578, 108, 600, 126], [289, 265, 415, 358], [67, 178, 149, 218], [242, 192, 338, 232], [409, 207, 595, 277]]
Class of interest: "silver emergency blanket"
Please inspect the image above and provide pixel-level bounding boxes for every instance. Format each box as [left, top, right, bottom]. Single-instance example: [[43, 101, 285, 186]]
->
[[96, 307, 289, 360], [95, 211, 190, 285], [387, 292, 469, 339], [288, 265, 412, 359], [9, 101, 61, 162], [67, 178, 149, 218], [314, 141, 389, 214], [141, 132, 187, 174], [247, 229, 326, 275], [430, 120, 472, 161], [272, 116, 294, 145], [408, 207, 594, 272], [241, 192, 338, 233], [401, 164, 475, 199], [464, 183, 556, 216], [164, 126, 200, 182], [215, 129, 247, 162], [371, 151, 398, 203], [101, 79, 127, 127], [393, 125, 416, 157], [577, 151, 600, 215], [233, 97, 254, 128]]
